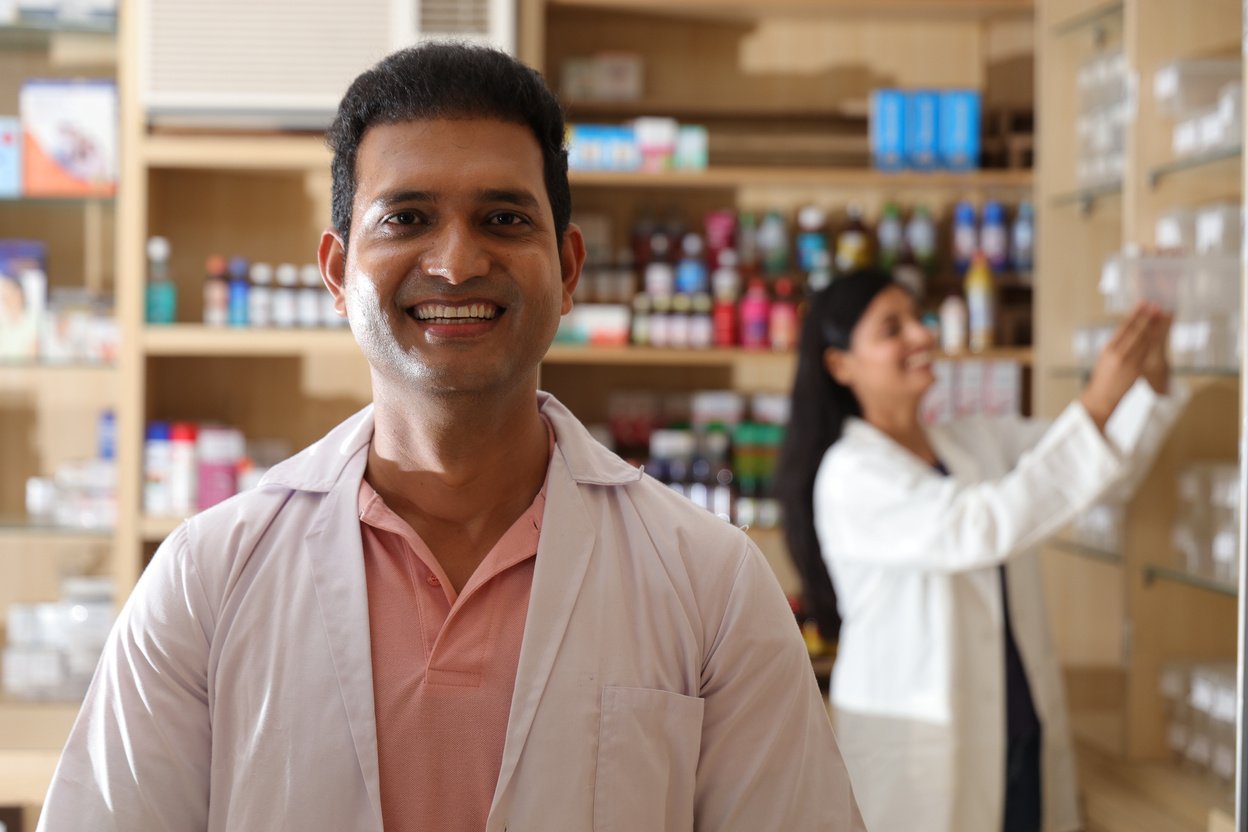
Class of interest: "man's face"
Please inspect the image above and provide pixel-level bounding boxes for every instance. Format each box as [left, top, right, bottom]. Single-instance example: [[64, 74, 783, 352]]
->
[[320, 118, 583, 398]]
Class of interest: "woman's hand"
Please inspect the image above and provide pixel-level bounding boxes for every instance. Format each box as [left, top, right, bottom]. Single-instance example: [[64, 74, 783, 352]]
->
[[1080, 303, 1166, 430]]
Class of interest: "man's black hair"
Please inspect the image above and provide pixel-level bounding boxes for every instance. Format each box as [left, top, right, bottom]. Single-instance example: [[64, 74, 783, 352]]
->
[[326, 41, 571, 251]]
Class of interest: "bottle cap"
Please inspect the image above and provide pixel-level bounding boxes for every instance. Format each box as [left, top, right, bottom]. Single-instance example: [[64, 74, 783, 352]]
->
[[798, 205, 826, 230], [145, 420, 171, 442], [170, 422, 199, 442], [146, 236, 170, 262], [228, 256, 250, 279], [275, 264, 299, 287], [300, 264, 322, 287], [250, 262, 274, 285], [205, 255, 228, 276], [681, 233, 703, 257]]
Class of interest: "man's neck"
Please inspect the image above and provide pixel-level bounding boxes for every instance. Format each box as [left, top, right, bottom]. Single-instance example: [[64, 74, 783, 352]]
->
[[364, 383, 551, 591]]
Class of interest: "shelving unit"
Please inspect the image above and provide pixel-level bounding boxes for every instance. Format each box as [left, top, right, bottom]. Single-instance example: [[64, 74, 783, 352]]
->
[[1037, 2, 1241, 827], [3, 0, 1042, 823]]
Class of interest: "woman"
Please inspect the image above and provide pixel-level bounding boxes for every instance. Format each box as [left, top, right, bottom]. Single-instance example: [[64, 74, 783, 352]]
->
[[777, 269, 1185, 832]]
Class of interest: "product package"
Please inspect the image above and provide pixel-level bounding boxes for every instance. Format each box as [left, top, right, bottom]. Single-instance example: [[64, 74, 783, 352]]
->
[[0, 116, 19, 197], [904, 90, 940, 170], [20, 78, 117, 197], [870, 89, 906, 171], [938, 90, 981, 171]]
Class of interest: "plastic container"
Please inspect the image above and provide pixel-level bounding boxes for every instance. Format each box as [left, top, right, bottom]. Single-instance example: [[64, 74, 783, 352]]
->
[[169, 421, 198, 516], [1098, 253, 1239, 315], [739, 279, 771, 349], [248, 262, 274, 327], [197, 425, 245, 511], [298, 265, 323, 328], [144, 236, 177, 325], [203, 255, 229, 326], [1155, 208, 1196, 253], [1194, 202, 1242, 256], [1154, 58, 1242, 119], [143, 420, 173, 516], [952, 201, 977, 274], [273, 263, 300, 327]]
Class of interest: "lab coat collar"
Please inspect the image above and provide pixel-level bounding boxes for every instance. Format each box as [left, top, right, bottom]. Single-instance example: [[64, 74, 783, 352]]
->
[[260, 391, 642, 494]]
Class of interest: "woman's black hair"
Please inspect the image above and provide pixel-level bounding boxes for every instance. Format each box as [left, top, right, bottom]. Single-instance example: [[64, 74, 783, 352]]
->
[[776, 268, 897, 640]]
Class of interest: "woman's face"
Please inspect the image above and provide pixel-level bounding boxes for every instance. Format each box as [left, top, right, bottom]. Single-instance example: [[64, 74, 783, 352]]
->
[[825, 285, 936, 413]]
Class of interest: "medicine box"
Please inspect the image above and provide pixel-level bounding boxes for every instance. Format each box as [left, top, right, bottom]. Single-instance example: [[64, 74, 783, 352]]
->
[[870, 89, 906, 171], [20, 78, 117, 197], [904, 90, 940, 170], [0, 117, 19, 197], [938, 90, 980, 171]]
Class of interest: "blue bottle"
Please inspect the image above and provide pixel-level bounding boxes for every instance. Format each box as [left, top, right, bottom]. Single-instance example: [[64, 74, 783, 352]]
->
[[144, 236, 177, 325], [952, 201, 978, 275], [227, 256, 250, 327], [980, 201, 1009, 273], [675, 233, 709, 295]]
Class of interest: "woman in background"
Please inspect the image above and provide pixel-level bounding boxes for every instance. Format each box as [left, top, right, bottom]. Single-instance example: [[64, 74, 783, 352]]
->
[[777, 269, 1185, 832]]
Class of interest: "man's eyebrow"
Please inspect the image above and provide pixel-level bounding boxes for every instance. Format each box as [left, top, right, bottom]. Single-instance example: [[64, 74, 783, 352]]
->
[[370, 189, 436, 211], [478, 188, 541, 210]]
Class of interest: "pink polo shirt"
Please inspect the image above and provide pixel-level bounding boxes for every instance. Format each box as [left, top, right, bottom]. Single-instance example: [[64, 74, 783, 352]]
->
[[359, 446, 549, 832]]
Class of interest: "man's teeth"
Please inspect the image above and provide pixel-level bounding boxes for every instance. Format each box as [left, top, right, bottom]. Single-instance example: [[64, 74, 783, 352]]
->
[[412, 304, 498, 321]]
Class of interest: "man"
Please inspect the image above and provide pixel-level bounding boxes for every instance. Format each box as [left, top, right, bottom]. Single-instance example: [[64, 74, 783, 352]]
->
[[39, 43, 864, 831]]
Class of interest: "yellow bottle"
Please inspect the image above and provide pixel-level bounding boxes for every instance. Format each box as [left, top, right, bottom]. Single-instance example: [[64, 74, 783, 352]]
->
[[964, 253, 995, 353]]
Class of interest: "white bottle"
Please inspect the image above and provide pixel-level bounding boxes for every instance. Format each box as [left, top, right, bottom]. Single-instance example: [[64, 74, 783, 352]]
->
[[297, 264, 323, 328], [272, 263, 299, 328], [939, 295, 968, 355], [248, 262, 274, 327]]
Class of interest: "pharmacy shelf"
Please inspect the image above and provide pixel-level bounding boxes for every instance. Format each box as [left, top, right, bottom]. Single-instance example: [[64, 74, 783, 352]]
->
[[1050, 181, 1123, 211], [141, 325, 356, 357], [1050, 537, 1124, 565], [1148, 144, 1242, 189], [0, 700, 79, 753], [549, 0, 1032, 21], [569, 167, 1033, 191], [1051, 366, 1240, 381], [1143, 564, 1237, 597], [0, 195, 115, 205], [1050, 0, 1123, 37], [0, 516, 112, 540], [143, 327, 1032, 366], [1078, 744, 1234, 832], [141, 133, 330, 172]]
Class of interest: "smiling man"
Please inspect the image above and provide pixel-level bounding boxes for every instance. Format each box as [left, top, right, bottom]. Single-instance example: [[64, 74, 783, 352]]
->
[[38, 43, 864, 832]]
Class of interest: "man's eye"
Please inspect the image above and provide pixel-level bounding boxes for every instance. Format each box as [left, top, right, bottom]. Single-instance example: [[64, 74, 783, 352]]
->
[[386, 212, 418, 225], [490, 212, 527, 226]]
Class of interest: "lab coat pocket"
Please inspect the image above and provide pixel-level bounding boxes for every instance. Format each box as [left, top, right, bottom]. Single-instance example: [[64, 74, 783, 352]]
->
[[594, 686, 705, 832]]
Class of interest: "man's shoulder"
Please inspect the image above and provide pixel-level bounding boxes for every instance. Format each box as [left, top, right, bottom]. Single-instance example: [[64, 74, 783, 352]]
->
[[607, 471, 753, 553]]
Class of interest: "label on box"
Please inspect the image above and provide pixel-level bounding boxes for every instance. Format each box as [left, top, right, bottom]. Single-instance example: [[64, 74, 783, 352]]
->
[[20, 78, 117, 197]]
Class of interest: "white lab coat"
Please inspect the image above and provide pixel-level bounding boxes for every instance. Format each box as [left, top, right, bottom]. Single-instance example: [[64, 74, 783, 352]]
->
[[814, 380, 1186, 832], [39, 392, 865, 832]]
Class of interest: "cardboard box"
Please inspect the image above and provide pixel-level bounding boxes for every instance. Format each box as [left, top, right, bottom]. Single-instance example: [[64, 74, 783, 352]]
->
[[870, 89, 906, 171], [938, 90, 981, 171], [0, 116, 19, 197], [0, 240, 47, 361], [904, 90, 940, 170], [20, 78, 117, 197]]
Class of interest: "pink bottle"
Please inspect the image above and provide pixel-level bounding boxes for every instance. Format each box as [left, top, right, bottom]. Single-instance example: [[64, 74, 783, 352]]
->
[[769, 277, 798, 351], [739, 278, 771, 350]]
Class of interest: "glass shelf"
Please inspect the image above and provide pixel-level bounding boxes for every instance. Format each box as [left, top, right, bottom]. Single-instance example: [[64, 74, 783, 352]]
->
[[0, 516, 112, 539], [0, 195, 115, 205], [1051, 1, 1123, 37], [1143, 564, 1237, 597], [0, 17, 114, 49], [1050, 537, 1123, 564], [1148, 144, 1242, 189], [1050, 365, 1240, 380], [1050, 181, 1122, 211]]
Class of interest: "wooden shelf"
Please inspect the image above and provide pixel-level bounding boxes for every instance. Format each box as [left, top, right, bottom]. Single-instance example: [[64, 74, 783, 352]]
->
[[549, 0, 1032, 21], [142, 325, 356, 357], [569, 167, 1033, 191], [140, 515, 182, 544], [1077, 743, 1233, 832], [142, 133, 329, 172], [0, 700, 78, 753]]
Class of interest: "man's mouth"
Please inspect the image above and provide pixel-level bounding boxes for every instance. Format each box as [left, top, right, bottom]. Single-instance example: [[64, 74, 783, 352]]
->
[[904, 351, 934, 370], [407, 302, 502, 323]]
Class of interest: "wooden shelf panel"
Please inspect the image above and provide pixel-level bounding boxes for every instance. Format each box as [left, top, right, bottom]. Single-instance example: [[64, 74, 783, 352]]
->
[[0, 750, 62, 808], [142, 134, 329, 171], [549, 0, 1032, 21], [140, 515, 182, 544], [142, 325, 355, 356], [570, 167, 1033, 191], [0, 700, 78, 753]]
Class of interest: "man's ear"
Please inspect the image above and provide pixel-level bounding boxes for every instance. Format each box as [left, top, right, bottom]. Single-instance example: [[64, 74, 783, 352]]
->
[[823, 346, 853, 386], [558, 223, 586, 315], [318, 228, 348, 318]]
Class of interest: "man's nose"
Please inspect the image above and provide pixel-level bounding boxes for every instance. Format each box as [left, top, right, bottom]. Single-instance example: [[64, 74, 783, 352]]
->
[[422, 221, 490, 284]]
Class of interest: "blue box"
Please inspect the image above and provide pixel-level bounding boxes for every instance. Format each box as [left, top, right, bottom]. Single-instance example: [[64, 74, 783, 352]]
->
[[870, 89, 906, 171], [939, 90, 981, 171], [0, 117, 19, 198], [904, 90, 941, 170]]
